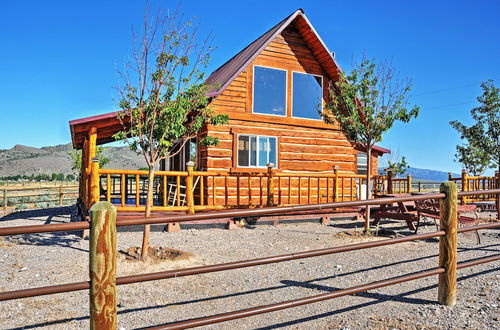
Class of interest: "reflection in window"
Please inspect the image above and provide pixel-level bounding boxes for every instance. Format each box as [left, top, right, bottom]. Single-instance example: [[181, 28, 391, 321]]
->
[[292, 72, 322, 119], [238, 135, 278, 168], [253, 66, 286, 116]]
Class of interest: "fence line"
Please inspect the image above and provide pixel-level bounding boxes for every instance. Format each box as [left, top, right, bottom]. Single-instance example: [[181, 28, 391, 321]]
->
[[1, 185, 79, 213], [0, 186, 499, 329]]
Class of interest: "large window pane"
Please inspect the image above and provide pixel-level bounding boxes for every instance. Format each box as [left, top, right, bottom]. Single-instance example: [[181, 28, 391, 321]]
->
[[253, 66, 286, 116], [238, 136, 249, 166], [292, 72, 322, 119]]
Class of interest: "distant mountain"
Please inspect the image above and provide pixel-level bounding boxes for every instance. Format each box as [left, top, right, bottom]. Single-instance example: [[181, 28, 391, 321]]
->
[[0, 143, 147, 176], [378, 167, 459, 183]]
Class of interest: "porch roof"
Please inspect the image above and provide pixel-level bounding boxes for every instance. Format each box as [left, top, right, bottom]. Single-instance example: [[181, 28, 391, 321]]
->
[[69, 111, 129, 149]]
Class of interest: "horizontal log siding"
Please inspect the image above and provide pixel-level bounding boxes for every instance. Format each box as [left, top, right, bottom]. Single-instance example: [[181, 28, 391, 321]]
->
[[197, 23, 380, 205]]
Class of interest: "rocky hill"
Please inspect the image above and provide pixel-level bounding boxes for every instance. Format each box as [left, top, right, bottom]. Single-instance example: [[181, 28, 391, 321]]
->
[[0, 143, 147, 176]]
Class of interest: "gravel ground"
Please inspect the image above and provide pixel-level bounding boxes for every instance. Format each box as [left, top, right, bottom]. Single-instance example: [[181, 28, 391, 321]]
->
[[0, 206, 499, 329]]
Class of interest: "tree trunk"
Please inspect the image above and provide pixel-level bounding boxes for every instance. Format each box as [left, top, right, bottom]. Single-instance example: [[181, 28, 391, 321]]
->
[[365, 148, 372, 233], [141, 165, 155, 259]]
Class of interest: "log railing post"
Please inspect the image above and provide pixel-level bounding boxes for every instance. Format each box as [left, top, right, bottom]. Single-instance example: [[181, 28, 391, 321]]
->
[[186, 161, 195, 214], [266, 163, 275, 207], [387, 169, 394, 194], [332, 166, 339, 202], [461, 170, 467, 205], [406, 174, 412, 193], [438, 181, 458, 306], [58, 185, 63, 206], [89, 158, 100, 207], [2, 188, 6, 213], [89, 201, 117, 330], [496, 171, 500, 220]]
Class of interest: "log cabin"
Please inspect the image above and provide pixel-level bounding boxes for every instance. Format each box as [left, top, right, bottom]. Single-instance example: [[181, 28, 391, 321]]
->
[[69, 9, 392, 213]]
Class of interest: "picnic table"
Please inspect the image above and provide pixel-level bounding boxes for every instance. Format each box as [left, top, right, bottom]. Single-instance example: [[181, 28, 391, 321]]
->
[[372, 193, 419, 231]]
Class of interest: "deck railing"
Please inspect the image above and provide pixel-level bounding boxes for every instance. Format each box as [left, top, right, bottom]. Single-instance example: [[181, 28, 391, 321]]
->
[[373, 170, 412, 195], [449, 171, 500, 204], [96, 165, 366, 213]]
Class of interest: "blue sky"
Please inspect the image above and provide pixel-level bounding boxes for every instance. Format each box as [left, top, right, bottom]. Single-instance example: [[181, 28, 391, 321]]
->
[[0, 0, 499, 173]]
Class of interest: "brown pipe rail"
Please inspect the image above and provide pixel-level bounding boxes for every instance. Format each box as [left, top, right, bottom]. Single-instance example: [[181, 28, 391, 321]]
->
[[0, 229, 445, 301], [152, 253, 500, 330], [0, 187, 498, 327]]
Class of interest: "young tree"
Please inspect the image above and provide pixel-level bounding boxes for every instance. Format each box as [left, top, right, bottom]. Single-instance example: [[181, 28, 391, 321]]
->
[[114, 8, 228, 259], [324, 58, 419, 232], [450, 80, 500, 175], [68, 146, 110, 175], [387, 156, 409, 177]]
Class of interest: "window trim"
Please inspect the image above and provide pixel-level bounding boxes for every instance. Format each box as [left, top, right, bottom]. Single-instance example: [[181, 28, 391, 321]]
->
[[236, 133, 279, 169], [252, 65, 288, 118], [291, 71, 324, 121]]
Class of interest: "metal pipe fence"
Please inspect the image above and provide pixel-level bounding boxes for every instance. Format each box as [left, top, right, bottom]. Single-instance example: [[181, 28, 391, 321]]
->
[[0, 186, 499, 329]]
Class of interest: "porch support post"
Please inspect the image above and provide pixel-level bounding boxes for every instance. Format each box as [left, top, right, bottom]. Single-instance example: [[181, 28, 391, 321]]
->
[[461, 170, 467, 205], [387, 169, 394, 194], [267, 163, 275, 207], [186, 161, 195, 214], [86, 127, 98, 209], [407, 174, 412, 193], [80, 138, 89, 208]]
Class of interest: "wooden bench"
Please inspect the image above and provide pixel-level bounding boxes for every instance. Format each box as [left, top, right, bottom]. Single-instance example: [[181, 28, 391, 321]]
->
[[414, 198, 481, 243]]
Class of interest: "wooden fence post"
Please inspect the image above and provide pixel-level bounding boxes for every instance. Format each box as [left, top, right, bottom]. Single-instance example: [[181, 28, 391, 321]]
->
[[89, 158, 100, 207], [267, 163, 275, 207], [407, 174, 412, 193], [3, 188, 6, 213], [186, 161, 195, 214], [387, 169, 394, 194], [460, 170, 467, 205], [59, 185, 63, 206], [332, 166, 339, 202], [89, 201, 117, 330], [438, 181, 458, 306]]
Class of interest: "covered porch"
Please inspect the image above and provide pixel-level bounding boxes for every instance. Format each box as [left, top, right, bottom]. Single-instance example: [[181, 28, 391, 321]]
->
[[69, 112, 411, 217]]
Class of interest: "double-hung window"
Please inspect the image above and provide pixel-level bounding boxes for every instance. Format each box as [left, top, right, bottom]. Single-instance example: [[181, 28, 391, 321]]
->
[[237, 135, 277, 168], [292, 72, 323, 120]]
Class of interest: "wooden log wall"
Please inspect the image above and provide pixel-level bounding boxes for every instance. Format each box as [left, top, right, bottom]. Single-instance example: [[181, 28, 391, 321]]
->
[[201, 22, 379, 195]]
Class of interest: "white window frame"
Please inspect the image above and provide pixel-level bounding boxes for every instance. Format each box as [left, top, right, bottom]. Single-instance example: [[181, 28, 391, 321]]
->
[[291, 71, 324, 121], [252, 65, 288, 117], [237, 134, 278, 168]]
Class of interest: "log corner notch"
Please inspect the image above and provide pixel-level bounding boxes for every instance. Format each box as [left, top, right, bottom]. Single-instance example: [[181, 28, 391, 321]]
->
[[89, 201, 117, 330], [438, 181, 458, 306]]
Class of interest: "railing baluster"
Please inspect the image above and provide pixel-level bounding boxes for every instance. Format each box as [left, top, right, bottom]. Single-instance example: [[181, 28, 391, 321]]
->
[[237, 176, 240, 206], [225, 175, 229, 207], [120, 174, 125, 207], [200, 176, 205, 206], [176, 175, 181, 207], [248, 176, 252, 206], [307, 177, 311, 204], [106, 174, 111, 202], [317, 177, 320, 203], [135, 174, 139, 207], [288, 177, 292, 205], [163, 175, 167, 207], [278, 177, 282, 206], [213, 176, 217, 206], [259, 176, 263, 206], [298, 177, 302, 205]]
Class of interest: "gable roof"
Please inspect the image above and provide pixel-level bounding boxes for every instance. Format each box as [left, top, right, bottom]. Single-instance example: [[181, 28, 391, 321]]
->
[[205, 9, 342, 97]]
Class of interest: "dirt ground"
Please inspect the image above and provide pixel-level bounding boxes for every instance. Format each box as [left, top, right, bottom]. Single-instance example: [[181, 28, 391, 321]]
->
[[0, 206, 498, 329]]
